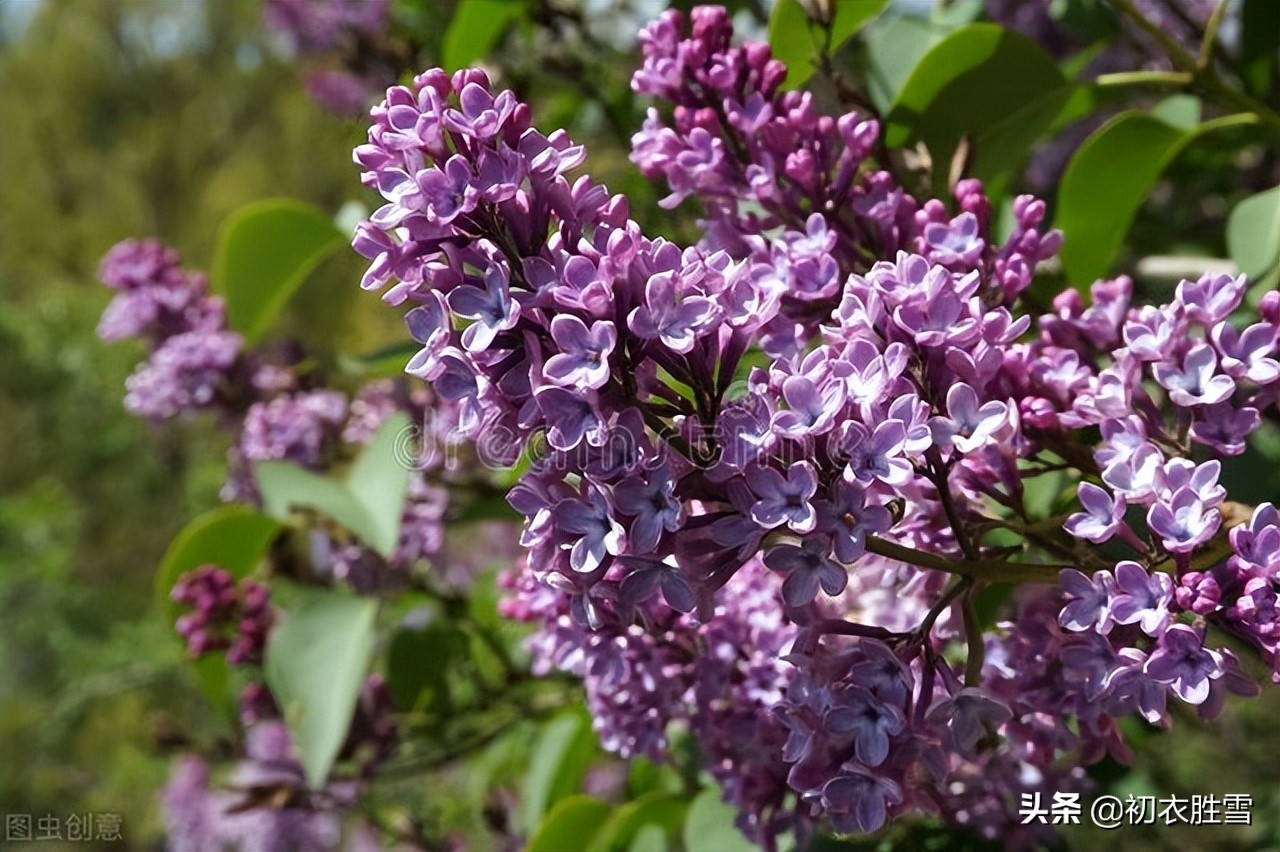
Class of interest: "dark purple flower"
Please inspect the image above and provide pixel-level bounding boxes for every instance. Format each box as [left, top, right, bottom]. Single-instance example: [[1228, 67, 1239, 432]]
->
[[763, 538, 847, 608], [820, 771, 902, 835], [748, 461, 819, 533], [1144, 624, 1222, 705], [817, 481, 892, 564], [535, 386, 603, 451], [553, 487, 624, 573], [613, 461, 684, 553], [824, 685, 904, 767], [925, 688, 1012, 757]]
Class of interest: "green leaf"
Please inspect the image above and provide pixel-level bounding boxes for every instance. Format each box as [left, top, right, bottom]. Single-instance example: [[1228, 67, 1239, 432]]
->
[[886, 24, 1065, 192], [1057, 111, 1257, 287], [385, 623, 467, 713], [682, 787, 756, 852], [527, 796, 612, 852], [1149, 94, 1201, 131], [770, 0, 888, 90], [859, 14, 939, 112], [211, 199, 345, 344], [155, 506, 282, 624], [1227, 185, 1280, 283], [587, 791, 689, 852], [442, 0, 523, 71], [264, 588, 377, 788], [628, 825, 668, 852], [345, 411, 414, 557], [255, 413, 412, 558], [970, 83, 1094, 198], [522, 707, 600, 832]]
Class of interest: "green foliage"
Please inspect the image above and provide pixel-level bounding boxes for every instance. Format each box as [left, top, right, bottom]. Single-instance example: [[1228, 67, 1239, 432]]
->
[[886, 24, 1066, 195], [442, 0, 524, 72], [769, 0, 888, 90], [1057, 111, 1262, 286], [264, 588, 378, 788], [682, 787, 756, 852], [527, 795, 614, 852], [522, 706, 601, 832], [1228, 185, 1280, 288], [211, 198, 346, 344], [256, 412, 412, 558]]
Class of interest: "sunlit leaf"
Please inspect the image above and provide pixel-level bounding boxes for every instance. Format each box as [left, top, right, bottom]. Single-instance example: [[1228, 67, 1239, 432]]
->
[[211, 199, 344, 344], [264, 588, 377, 788]]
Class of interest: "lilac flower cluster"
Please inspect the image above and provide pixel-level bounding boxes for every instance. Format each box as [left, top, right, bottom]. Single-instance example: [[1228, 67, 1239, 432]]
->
[[97, 239, 244, 421], [350, 4, 1280, 843], [502, 557, 798, 843], [264, 0, 395, 116], [172, 565, 274, 665], [163, 721, 355, 851]]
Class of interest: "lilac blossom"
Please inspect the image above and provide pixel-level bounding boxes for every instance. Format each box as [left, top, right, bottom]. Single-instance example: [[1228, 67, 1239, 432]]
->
[[1108, 561, 1172, 636], [763, 538, 848, 608], [543, 315, 617, 390], [1064, 482, 1126, 543], [1152, 343, 1235, 407], [1144, 625, 1223, 705], [748, 461, 819, 533]]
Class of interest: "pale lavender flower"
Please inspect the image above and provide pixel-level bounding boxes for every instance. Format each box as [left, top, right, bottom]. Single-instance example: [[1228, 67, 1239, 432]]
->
[[1176, 272, 1247, 325], [1109, 561, 1172, 637], [1147, 488, 1220, 553], [929, 383, 1008, 454], [1212, 322, 1279, 385], [448, 265, 521, 351], [838, 420, 913, 486], [543, 315, 617, 390], [1153, 343, 1235, 407], [1064, 482, 1126, 544]]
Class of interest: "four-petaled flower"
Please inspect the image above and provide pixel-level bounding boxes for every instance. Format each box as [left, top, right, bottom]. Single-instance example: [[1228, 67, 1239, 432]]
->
[[748, 461, 819, 533], [763, 537, 847, 608], [544, 315, 617, 390]]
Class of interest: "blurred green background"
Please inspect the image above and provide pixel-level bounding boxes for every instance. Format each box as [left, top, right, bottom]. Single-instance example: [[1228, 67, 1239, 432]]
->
[[0, 0, 1277, 849]]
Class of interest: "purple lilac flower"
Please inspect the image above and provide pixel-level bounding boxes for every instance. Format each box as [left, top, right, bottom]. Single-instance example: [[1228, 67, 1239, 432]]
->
[[544, 315, 617, 390], [613, 462, 684, 553], [1059, 569, 1115, 633], [553, 486, 624, 573], [817, 481, 892, 564], [748, 461, 819, 533], [1146, 488, 1220, 553], [1064, 482, 1126, 543], [124, 330, 242, 420], [1144, 625, 1223, 705], [1153, 342, 1235, 407], [448, 264, 521, 352], [929, 383, 1008, 455], [763, 537, 847, 608], [1108, 561, 1172, 636]]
